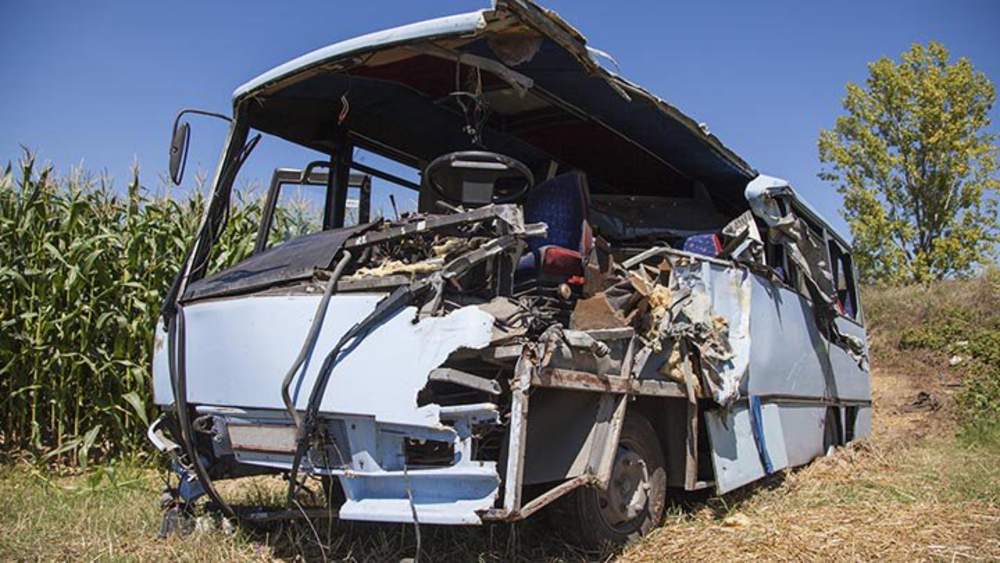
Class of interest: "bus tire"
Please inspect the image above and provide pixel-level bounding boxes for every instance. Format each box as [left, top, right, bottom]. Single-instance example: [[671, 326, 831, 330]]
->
[[548, 411, 667, 548]]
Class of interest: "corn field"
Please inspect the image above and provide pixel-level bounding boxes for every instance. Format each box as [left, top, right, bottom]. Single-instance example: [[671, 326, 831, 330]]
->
[[0, 153, 269, 464]]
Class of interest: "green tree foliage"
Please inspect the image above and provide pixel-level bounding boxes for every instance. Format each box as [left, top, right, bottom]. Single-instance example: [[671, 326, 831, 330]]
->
[[819, 42, 999, 283]]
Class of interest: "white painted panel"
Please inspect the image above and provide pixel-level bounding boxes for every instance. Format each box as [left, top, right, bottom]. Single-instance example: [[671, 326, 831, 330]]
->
[[177, 294, 494, 428]]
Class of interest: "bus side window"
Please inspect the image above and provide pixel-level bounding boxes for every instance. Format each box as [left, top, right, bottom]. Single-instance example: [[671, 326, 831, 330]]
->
[[828, 240, 859, 320], [266, 182, 325, 250]]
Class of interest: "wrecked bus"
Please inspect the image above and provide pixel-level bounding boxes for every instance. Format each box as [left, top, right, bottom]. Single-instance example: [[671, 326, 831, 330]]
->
[[149, 0, 871, 546]]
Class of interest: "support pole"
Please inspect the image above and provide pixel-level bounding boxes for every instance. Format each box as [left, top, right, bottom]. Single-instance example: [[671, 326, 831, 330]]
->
[[327, 138, 353, 229]]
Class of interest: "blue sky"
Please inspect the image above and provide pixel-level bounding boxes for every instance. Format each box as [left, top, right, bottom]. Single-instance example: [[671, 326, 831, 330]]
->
[[2, 1, 999, 235]]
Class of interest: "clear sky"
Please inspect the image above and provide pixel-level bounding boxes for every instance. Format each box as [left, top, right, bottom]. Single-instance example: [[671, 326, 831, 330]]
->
[[3, 1, 999, 236]]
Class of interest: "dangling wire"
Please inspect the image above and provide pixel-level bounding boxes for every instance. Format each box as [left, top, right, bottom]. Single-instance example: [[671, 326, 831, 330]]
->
[[338, 92, 350, 125], [403, 464, 422, 563], [450, 58, 491, 147]]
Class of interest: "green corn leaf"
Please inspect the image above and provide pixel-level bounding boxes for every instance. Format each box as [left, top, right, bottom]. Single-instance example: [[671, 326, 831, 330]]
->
[[122, 391, 148, 427]]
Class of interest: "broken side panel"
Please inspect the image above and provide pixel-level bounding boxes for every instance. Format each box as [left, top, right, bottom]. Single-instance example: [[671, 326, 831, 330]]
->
[[706, 399, 847, 493], [520, 389, 627, 486], [669, 258, 752, 406], [705, 401, 789, 494], [743, 276, 871, 403], [703, 264, 871, 495], [151, 293, 506, 525], [830, 317, 872, 403], [158, 294, 493, 426]]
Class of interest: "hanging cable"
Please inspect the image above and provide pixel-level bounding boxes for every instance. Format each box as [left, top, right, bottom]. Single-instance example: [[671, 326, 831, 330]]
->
[[404, 464, 422, 563], [280, 251, 353, 431]]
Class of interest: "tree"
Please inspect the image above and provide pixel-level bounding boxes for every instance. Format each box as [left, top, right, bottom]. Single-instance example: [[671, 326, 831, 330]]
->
[[819, 42, 999, 284]]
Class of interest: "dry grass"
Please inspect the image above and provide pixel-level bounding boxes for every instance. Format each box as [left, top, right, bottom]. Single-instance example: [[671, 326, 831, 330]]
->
[[622, 389, 1000, 561]]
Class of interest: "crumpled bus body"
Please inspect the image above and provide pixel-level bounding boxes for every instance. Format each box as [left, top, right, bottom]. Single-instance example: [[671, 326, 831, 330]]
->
[[150, 0, 871, 530]]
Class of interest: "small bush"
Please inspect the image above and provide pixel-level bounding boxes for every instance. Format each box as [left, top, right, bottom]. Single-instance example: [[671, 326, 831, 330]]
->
[[871, 269, 1000, 439]]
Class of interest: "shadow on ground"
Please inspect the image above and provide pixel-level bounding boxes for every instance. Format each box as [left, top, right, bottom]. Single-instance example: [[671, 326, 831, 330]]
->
[[202, 474, 794, 562], [236, 514, 610, 562]]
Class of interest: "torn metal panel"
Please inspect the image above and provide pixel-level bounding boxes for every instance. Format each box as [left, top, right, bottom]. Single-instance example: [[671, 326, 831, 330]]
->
[[746, 175, 867, 363], [719, 210, 763, 262], [428, 368, 502, 395], [532, 368, 686, 398], [620, 253, 752, 407], [168, 295, 493, 427], [705, 401, 789, 494], [502, 344, 536, 515]]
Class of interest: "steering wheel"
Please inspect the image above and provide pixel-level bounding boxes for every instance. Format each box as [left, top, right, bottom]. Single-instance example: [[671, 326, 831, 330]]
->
[[424, 151, 534, 206]]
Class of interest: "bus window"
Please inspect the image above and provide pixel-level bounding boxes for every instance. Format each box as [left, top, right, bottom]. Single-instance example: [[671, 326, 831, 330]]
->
[[828, 240, 859, 320]]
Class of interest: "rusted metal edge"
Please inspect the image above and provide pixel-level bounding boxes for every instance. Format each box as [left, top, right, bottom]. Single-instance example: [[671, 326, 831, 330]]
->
[[591, 335, 637, 488], [343, 204, 523, 249], [517, 474, 592, 520], [533, 367, 687, 398], [621, 245, 736, 270], [428, 367, 502, 395], [501, 346, 535, 516], [681, 340, 700, 491]]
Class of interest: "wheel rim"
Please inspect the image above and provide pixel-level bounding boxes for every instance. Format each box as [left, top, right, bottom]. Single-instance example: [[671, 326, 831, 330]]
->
[[596, 443, 650, 530]]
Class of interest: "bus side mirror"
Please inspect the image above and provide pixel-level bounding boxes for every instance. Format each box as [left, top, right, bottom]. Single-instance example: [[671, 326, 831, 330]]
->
[[167, 108, 232, 186], [169, 120, 190, 185]]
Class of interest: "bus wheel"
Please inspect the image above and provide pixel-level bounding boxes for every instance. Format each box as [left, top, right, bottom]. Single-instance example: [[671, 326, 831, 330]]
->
[[549, 412, 667, 548]]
